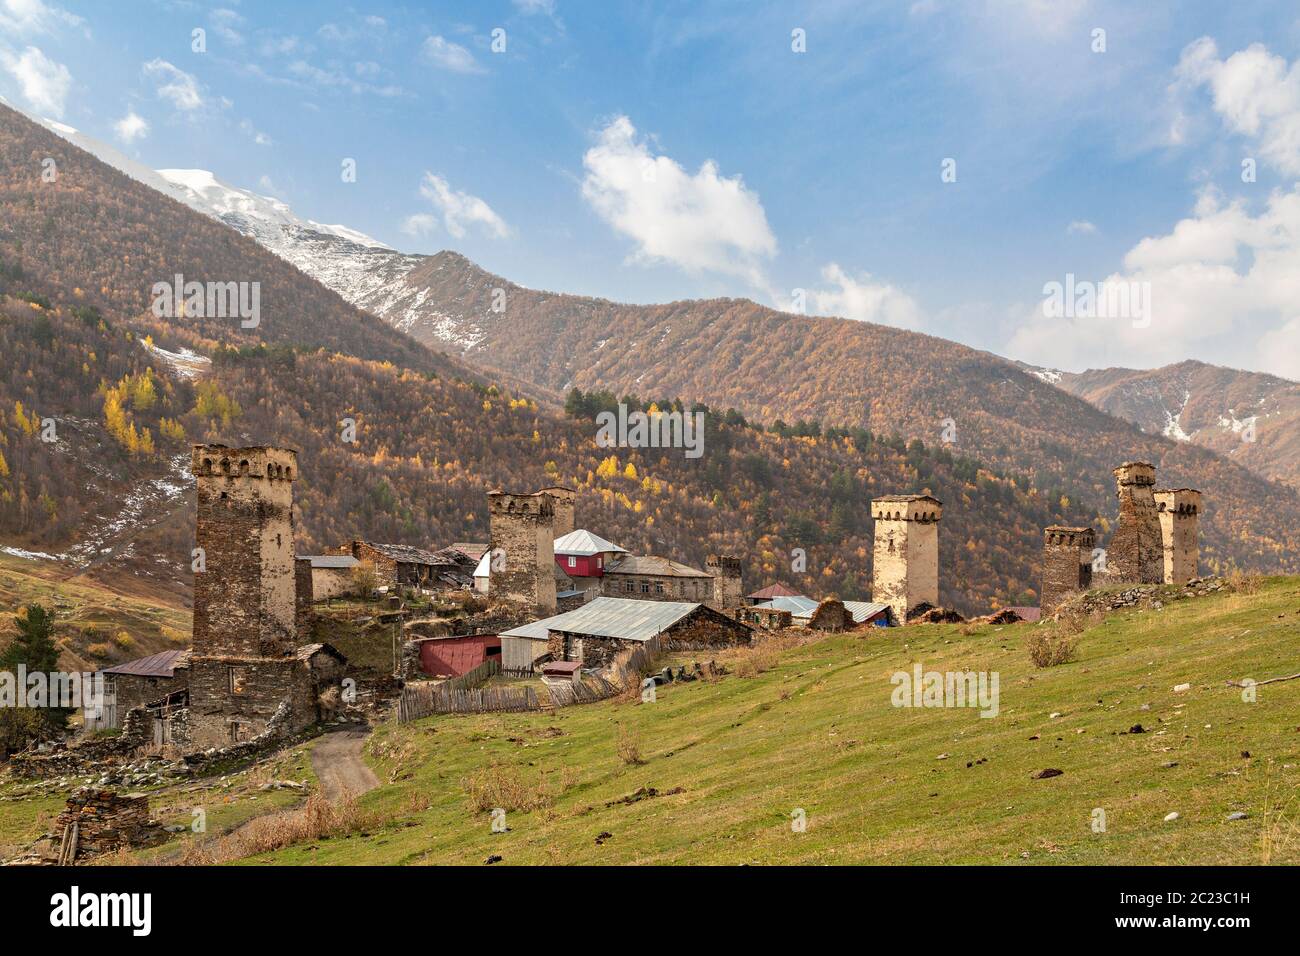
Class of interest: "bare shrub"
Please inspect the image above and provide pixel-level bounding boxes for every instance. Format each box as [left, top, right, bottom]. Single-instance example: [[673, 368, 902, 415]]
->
[[172, 795, 381, 865], [616, 726, 644, 765], [1027, 629, 1079, 668], [1227, 567, 1263, 595]]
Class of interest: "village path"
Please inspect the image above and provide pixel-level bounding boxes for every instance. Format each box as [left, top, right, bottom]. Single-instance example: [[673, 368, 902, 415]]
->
[[311, 724, 380, 802]]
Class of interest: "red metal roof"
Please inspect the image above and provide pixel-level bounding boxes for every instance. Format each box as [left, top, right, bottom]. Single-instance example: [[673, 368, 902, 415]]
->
[[541, 661, 582, 675], [746, 583, 802, 600]]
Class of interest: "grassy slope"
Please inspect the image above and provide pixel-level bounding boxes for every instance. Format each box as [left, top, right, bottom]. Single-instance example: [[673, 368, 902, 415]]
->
[[0, 554, 190, 672], [237, 577, 1300, 866]]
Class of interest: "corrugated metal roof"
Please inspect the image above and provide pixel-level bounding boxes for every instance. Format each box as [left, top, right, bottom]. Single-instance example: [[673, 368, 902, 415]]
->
[[101, 649, 189, 678], [756, 595, 819, 617], [500, 596, 700, 644], [605, 555, 710, 578], [842, 601, 892, 624], [553, 529, 628, 556], [303, 554, 358, 569]]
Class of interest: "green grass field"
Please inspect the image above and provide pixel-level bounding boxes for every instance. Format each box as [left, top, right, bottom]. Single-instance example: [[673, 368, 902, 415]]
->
[[228, 576, 1300, 866]]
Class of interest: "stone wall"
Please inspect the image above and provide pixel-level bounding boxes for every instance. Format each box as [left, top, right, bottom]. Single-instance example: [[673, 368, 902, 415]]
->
[[1155, 489, 1202, 585], [53, 788, 165, 860], [541, 485, 576, 538], [601, 573, 711, 602], [707, 555, 744, 609], [871, 495, 942, 622], [488, 491, 557, 614], [1107, 462, 1162, 584], [187, 656, 309, 750], [295, 557, 313, 634], [735, 606, 792, 629], [108, 671, 187, 716], [1041, 526, 1095, 613], [808, 599, 850, 631]]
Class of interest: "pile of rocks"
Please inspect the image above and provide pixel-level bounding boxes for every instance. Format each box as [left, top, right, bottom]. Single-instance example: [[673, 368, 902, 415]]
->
[[52, 787, 167, 860], [1057, 576, 1228, 619]]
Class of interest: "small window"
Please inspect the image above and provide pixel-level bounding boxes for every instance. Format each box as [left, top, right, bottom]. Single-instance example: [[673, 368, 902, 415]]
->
[[640, 581, 650, 594], [568, 556, 576, 568], [655, 581, 665, 594], [229, 666, 247, 695]]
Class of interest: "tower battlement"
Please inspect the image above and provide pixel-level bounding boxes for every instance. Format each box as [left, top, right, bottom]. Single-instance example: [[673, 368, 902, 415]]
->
[[1113, 461, 1156, 487], [1155, 488, 1202, 584], [488, 490, 557, 614], [870, 494, 942, 523], [1041, 525, 1095, 612]]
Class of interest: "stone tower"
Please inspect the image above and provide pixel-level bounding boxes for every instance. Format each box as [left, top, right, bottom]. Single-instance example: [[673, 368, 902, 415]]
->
[[871, 494, 942, 622], [1041, 526, 1095, 613], [541, 485, 577, 539], [488, 490, 557, 614], [1154, 488, 1202, 585], [706, 555, 744, 610], [190, 445, 302, 748], [1107, 462, 1162, 584]]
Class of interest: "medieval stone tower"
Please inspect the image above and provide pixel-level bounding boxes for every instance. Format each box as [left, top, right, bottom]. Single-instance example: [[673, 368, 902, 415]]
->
[[1154, 488, 1202, 584], [541, 485, 577, 539], [707, 555, 744, 610], [871, 494, 942, 622], [488, 490, 557, 614], [1041, 526, 1095, 613], [1107, 462, 1162, 584], [190, 445, 302, 748]]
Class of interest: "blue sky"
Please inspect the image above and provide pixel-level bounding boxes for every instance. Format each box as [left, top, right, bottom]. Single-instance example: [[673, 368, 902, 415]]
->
[[3, 0, 1299, 377]]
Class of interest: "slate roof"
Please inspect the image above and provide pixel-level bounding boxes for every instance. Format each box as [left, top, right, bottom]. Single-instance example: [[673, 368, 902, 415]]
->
[[604, 555, 711, 578]]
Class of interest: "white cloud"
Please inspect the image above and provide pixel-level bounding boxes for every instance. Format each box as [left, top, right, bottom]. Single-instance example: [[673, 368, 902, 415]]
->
[[513, 0, 556, 14], [1175, 37, 1300, 175], [143, 58, 203, 111], [239, 118, 271, 146], [0, 45, 70, 117], [421, 36, 483, 74], [581, 115, 777, 289], [401, 213, 438, 238], [1067, 219, 1097, 235], [809, 263, 924, 330], [1007, 185, 1300, 379], [0, 0, 83, 36], [414, 173, 511, 239], [209, 8, 245, 46], [112, 109, 148, 143]]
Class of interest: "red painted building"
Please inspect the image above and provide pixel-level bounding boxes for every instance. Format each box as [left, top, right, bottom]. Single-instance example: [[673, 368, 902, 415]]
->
[[416, 634, 501, 677]]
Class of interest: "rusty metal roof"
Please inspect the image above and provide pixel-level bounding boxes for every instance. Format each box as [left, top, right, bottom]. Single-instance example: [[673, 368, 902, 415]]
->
[[101, 649, 189, 678]]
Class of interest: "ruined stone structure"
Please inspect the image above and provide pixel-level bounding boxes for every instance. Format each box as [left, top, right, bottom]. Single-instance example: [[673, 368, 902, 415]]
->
[[488, 490, 557, 614], [1155, 488, 1202, 585], [190, 445, 310, 749], [1107, 462, 1163, 584], [706, 555, 744, 610], [541, 485, 577, 539], [601, 554, 713, 602], [871, 494, 942, 623], [1041, 526, 1095, 613], [51, 788, 165, 862]]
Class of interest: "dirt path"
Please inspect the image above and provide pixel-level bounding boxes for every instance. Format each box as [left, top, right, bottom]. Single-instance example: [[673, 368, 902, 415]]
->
[[311, 725, 380, 802]]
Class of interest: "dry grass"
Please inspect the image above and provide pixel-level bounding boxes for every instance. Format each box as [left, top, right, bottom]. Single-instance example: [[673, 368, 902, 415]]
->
[[616, 725, 644, 765], [461, 763, 562, 813], [173, 794, 381, 865], [1227, 567, 1264, 595]]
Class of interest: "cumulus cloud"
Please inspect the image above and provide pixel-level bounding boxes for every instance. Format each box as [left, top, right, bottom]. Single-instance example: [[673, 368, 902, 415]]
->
[[0, 45, 70, 117], [421, 36, 483, 74], [413, 172, 511, 239], [400, 213, 438, 238], [809, 263, 925, 330], [581, 115, 777, 289], [113, 109, 148, 143], [143, 58, 203, 111], [1175, 37, 1300, 175], [1006, 185, 1300, 380], [1067, 220, 1097, 235]]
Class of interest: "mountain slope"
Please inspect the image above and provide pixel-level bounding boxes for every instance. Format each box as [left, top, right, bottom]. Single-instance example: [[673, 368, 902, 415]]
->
[[1037, 361, 1300, 490]]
